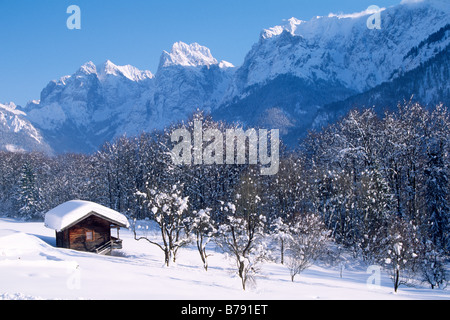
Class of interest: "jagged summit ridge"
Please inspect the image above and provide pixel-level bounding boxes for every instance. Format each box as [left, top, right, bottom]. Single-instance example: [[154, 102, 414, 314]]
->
[[159, 41, 234, 69], [20, 41, 235, 153], [76, 60, 153, 81], [233, 0, 450, 96]]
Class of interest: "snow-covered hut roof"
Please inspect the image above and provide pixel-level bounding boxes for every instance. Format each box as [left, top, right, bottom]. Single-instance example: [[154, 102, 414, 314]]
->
[[45, 200, 130, 232]]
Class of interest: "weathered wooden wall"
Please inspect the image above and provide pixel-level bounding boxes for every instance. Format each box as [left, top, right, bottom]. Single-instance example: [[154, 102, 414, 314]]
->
[[55, 215, 112, 252]]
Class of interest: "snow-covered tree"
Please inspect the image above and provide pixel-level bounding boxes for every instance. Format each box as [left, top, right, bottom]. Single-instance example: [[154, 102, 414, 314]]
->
[[189, 208, 216, 271], [424, 139, 450, 252], [422, 104, 450, 253], [270, 217, 290, 265], [133, 184, 190, 266], [215, 191, 267, 290], [379, 219, 421, 293], [284, 213, 329, 282], [420, 240, 448, 289], [16, 161, 42, 220]]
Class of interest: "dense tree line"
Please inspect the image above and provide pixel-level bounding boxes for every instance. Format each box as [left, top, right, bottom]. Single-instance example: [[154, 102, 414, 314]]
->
[[302, 103, 450, 290], [0, 103, 449, 290]]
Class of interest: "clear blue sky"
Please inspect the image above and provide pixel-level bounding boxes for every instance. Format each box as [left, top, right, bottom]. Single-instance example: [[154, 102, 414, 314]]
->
[[0, 0, 400, 106]]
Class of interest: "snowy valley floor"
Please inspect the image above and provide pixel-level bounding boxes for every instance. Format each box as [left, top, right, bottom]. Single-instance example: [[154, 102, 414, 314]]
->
[[0, 218, 449, 300]]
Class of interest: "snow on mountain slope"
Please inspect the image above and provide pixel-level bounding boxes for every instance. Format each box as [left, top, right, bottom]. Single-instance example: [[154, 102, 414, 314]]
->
[[26, 60, 154, 131], [313, 39, 450, 130], [159, 41, 230, 68], [0, 102, 51, 153], [24, 60, 155, 153], [153, 42, 235, 126], [23, 42, 235, 153], [225, 0, 450, 100], [214, 0, 450, 145], [98, 60, 154, 82]]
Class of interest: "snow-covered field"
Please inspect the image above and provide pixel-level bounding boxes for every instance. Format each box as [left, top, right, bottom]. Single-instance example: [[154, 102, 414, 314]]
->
[[0, 218, 448, 300]]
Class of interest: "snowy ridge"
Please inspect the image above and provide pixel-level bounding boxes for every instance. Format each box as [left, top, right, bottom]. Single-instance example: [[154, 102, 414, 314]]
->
[[0, 102, 51, 153], [0, 102, 34, 135], [233, 0, 450, 94], [160, 42, 218, 67], [23, 59, 156, 153], [214, 0, 450, 147], [159, 42, 234, 68], [22, 41, 235, 153], [327, 6, 385, 19], [78, 60, 154, 82], [261, 17, 305, 39]]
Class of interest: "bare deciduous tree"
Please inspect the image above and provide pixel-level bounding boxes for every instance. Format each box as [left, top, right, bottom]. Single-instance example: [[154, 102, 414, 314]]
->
[[132, 184, 190, 266], [285, 213, 329, 282]]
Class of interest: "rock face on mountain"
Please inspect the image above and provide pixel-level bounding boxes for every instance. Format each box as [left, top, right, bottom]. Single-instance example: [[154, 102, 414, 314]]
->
[[213, 0, 450, 145], [0, 102, 51, 154], [153, 42, 235, 128], [23, 61, 154, 153], [10, 0, 450, 153], [22, 43, 234, 153]]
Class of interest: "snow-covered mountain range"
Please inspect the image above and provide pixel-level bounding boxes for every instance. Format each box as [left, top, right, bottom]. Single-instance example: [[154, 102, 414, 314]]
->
[[2, 0, 449, 153], [0, 102, 51, 153], [18, 42, 234, 153], [213, 0, 450, 145]]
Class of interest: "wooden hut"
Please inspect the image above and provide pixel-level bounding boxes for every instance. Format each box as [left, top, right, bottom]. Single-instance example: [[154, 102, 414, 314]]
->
[[45, 200, 129, 255]]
